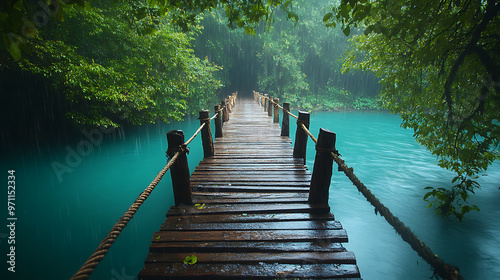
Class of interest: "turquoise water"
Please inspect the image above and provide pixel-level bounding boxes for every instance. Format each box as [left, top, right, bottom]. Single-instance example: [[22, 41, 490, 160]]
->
[[1, 109, 499, 279]]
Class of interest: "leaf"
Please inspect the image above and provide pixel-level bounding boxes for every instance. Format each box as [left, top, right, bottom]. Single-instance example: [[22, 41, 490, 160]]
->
[[423, 191, 433, 201], [8, 42, 22, 61], [342, 27, 351, 36], [323, 12, 333, 23], [183, 255, 197, 265], [364, 24, 375, 35], [194, 203, 205, 209], [287, 11, 299, 23]]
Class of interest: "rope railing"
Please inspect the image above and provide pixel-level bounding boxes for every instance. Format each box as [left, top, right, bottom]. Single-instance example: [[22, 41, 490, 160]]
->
[[296, 106, 463, 280], [185, 122, 206, 146], [329, 151, 463, 280], [210, 111, 220, 121], [266, 96, 298, 119], [70, 99, 232, 280], [254, 89, 462, 280], [70, 152, 180, 280]]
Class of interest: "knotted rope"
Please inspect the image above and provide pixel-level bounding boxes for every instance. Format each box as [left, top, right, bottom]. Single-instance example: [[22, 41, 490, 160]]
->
[[71, 113, 214, 279], [298, 122, 463, 280], [70, 152, 180, 280]]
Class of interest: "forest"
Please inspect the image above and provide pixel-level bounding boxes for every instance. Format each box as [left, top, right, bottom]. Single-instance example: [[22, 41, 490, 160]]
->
[[1, 0, 499, 219]]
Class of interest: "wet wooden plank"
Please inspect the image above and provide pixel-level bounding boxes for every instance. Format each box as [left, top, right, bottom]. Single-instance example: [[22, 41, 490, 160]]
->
[[200, 158, 305, 164], [148, 240, 347, 253], [191, 170, 311, 175], [192, 185, 310, 193], [152, 229, 348, 243], [166, 203, 326, 216], [162, 212, 335, 224], [160, 220, 343, 231], [192, 192, 309, 204], [193, 182, 310, 187], [194, 166, 306, 171], [145, 251, 356, 264], [191, 178, 310, 183], [139, 263, 360, 279]]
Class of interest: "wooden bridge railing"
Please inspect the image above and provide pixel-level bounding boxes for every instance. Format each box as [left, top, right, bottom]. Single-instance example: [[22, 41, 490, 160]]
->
[[71, 92, 238, 280], [253, 90, 334, 209], [252, 90, 464, 280]]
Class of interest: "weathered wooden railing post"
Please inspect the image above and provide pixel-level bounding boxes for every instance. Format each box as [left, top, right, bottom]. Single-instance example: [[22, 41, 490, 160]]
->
[[222, 99, 229, 122], [264, 94, 268, 111], [227, 95, 232, 113], [281, 102, 290, 137], [232, 92, 237, 105], [273, 98, 279, 123], [308, 128, 336, 210], [268, 97, 273, 117], [214, 105, 223, 138], [166, 130, 192, 206], [293, 111, 310, 164], [199, 110, 214, 158]]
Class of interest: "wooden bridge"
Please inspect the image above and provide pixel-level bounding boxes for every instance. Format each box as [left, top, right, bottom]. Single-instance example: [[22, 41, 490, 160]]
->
[[137, 95, 361, 279], [71, 92, 463, 280]]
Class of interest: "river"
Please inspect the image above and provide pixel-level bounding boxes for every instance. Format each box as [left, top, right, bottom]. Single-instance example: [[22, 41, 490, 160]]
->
[[1, 107, 499, 279]]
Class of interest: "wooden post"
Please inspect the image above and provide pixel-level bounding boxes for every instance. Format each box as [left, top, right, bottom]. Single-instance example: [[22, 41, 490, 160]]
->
[[214, 105, 223, 138], [222, 99, 229, 122], [281, 102, 290, 137], [166, 130, 192, 206], [227, 96, 232, 113], [199, 110, 214, 158], [273, 98, 279, 123], [268, 97, 273, 117], [308, 128, 336, 208], [293, 111, 310, 164], [263, 94, 268, 111]]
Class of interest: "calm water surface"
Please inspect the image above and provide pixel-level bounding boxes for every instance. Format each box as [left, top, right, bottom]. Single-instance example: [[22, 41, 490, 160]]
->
[[1, 109, 499, 279]]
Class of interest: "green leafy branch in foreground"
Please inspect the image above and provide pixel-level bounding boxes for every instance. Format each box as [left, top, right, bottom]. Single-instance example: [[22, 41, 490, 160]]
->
[[1, 1, 222, 128], [338, 0, 500, 220]]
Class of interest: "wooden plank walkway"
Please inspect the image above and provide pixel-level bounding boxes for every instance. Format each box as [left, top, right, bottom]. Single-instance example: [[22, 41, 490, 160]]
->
[[138, 98, 360, 279]]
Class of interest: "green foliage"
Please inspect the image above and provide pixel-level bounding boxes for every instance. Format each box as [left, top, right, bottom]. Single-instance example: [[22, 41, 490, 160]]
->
[[1, 1, 222, 128], [340, 0, 500, 219], [157, 0, 297, 34], [192, 0, 380, 111]]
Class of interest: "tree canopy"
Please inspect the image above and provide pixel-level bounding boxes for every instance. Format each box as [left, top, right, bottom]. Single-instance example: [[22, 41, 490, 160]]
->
[[1, 0, 222, 133], [333, 0, 500, 220]]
